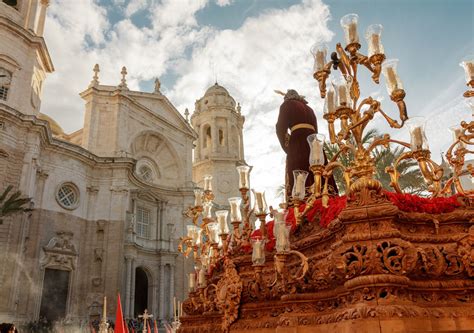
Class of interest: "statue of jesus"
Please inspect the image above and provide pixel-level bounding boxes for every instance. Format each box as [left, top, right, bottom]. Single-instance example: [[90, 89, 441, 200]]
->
[[275, 89, 336, 202]]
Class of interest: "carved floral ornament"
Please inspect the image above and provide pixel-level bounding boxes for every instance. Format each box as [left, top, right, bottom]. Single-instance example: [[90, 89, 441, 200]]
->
[[40, 231, 77, 271]]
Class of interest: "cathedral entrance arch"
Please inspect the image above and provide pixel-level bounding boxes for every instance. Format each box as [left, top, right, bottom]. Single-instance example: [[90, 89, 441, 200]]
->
[[134, 267, 149, 316]]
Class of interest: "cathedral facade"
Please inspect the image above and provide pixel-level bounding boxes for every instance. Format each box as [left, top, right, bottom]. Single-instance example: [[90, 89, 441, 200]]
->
[[0, 0, 245, 325]]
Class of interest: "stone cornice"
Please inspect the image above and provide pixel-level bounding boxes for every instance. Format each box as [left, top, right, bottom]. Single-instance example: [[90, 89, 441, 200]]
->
[[0, 16, 54, 72], [0, 104, 135, 168]]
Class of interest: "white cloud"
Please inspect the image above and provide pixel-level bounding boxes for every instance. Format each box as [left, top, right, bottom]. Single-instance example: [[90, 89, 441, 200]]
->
[[215, 0, 233, 6]]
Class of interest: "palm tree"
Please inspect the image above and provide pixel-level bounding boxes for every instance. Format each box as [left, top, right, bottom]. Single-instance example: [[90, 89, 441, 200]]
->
[[0, 185, 32, 223], [324, 129, 427, 194]]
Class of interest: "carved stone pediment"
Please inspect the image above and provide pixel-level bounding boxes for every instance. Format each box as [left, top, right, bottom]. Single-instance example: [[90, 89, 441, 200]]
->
[[40, 231, 78, 271]]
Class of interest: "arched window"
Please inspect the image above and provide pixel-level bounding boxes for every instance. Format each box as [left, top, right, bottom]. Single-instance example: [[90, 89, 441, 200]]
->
[[203, 125, 211, 149], [0, 68, 12, 101], [218, 129, 224, 146]]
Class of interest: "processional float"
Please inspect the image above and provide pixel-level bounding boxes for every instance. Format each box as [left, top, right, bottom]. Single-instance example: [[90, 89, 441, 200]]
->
[[178, 13, 474, 333]]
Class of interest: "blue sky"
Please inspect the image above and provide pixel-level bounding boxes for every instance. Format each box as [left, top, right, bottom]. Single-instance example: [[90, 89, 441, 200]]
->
[[42, 0, 473, 205]]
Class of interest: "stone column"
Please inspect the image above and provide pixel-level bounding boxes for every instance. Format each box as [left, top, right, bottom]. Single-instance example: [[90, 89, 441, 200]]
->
[[130, 260, 136, 317], [36, 0, 50, 36], [124, 256, 133, 317], [211, 117, 218, 153], [158, 264, 165, 320], [225, 118, 230, 154], [195, 125, 201, 161], [169, 265, 175, 318]]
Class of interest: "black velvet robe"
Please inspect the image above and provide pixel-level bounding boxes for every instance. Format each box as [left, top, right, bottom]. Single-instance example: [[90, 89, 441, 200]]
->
[[276, 98, 337, 201]]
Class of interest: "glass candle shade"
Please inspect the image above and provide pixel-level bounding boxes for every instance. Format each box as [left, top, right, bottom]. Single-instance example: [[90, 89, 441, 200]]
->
[[203, 202, 212, 219], [228, 197, 242, 221], [450, 125, 466, 148], [206, 222, 220, 244], [382, 59, 403, 95], [193, 188, 203, 207], [307, 133, 325, 166], [274, 222, 291, 253], [340, 13, 359, 45], [187, 225, 199, 245], [251, 238, 265, 265], [203, 175, 213, 191], [252, 190, 267, 214], [215, 210, 229, 234], [365, 24, 384, 57], [292, 170, 309, 200], [188, 273, 196, 291], [310, 43, 328, 72], [333, 76, 352, 108], [323, 85, 336, 114], [236, 165, 250, 189], [460, 56, 474, 85], [201, 253, 210, 270], [466, 97, 474, 116], [406, 117, 429, 151]]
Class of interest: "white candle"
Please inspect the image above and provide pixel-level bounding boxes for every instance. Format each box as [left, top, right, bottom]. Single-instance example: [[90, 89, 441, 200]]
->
[[198, 269, 205, 285], [194, 190, 202, 206], [385, 67, 399, 93], [239, 172, 246, 189], [411, 126, 423, 150], [255, 192, 264, 212], [180, 302, 183, 318], [311, 139, 323, 165], [217, 214, 227, 234], [370, 34, 381, 55], [230, 201, 240, 221], [254, 240, 263, 259], [102, 296, 106, 320], [466, 62, 474, 81], [348, 22, 358, 43], [315, 50, 325, 71], [276, 223, 289, 252], [204, 176, 212, 191], [189, 273, 196, 290], [295, 174, 304, 195], [338, 85, 348, 106], [326, 89, 335, 114]]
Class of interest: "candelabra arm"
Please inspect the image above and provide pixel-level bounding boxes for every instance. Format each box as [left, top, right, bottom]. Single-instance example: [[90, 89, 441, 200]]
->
[[178, 237, 193, 257], [385, 150, 414, 194], [366, 134, 390, 154], [336, 43, 353, 76]]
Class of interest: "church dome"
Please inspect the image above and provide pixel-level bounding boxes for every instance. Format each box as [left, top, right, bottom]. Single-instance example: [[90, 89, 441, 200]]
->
[[194, 83, 237, 114], [204, 83, 231, 97], [38, 113, 64, 136]]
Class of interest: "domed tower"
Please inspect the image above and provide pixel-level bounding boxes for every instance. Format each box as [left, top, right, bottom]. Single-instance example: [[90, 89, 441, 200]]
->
[[191, 83, 246, 206], [0, 0, 54, 115]]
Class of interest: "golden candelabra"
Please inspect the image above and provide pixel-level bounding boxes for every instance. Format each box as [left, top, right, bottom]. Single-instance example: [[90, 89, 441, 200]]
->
[[293, 14, 453, 224], [179, 167, 309, 294], [441, 58, 474, 197]]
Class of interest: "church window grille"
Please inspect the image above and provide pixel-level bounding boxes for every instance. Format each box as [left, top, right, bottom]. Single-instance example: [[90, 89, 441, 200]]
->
[[138, 165, 153, 182], [0, 87, 8, 101], [0, 68, 12, 101], [136, 206, 150, 238], [56, 183, 79, 210]]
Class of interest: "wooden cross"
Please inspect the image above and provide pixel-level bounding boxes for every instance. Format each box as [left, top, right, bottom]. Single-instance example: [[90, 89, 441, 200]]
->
[[138, 309, 153, 333]]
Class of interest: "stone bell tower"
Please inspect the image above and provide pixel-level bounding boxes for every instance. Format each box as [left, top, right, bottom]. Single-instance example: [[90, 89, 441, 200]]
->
[[191, 83, 246, 206], [0, 0, 54, 115]]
